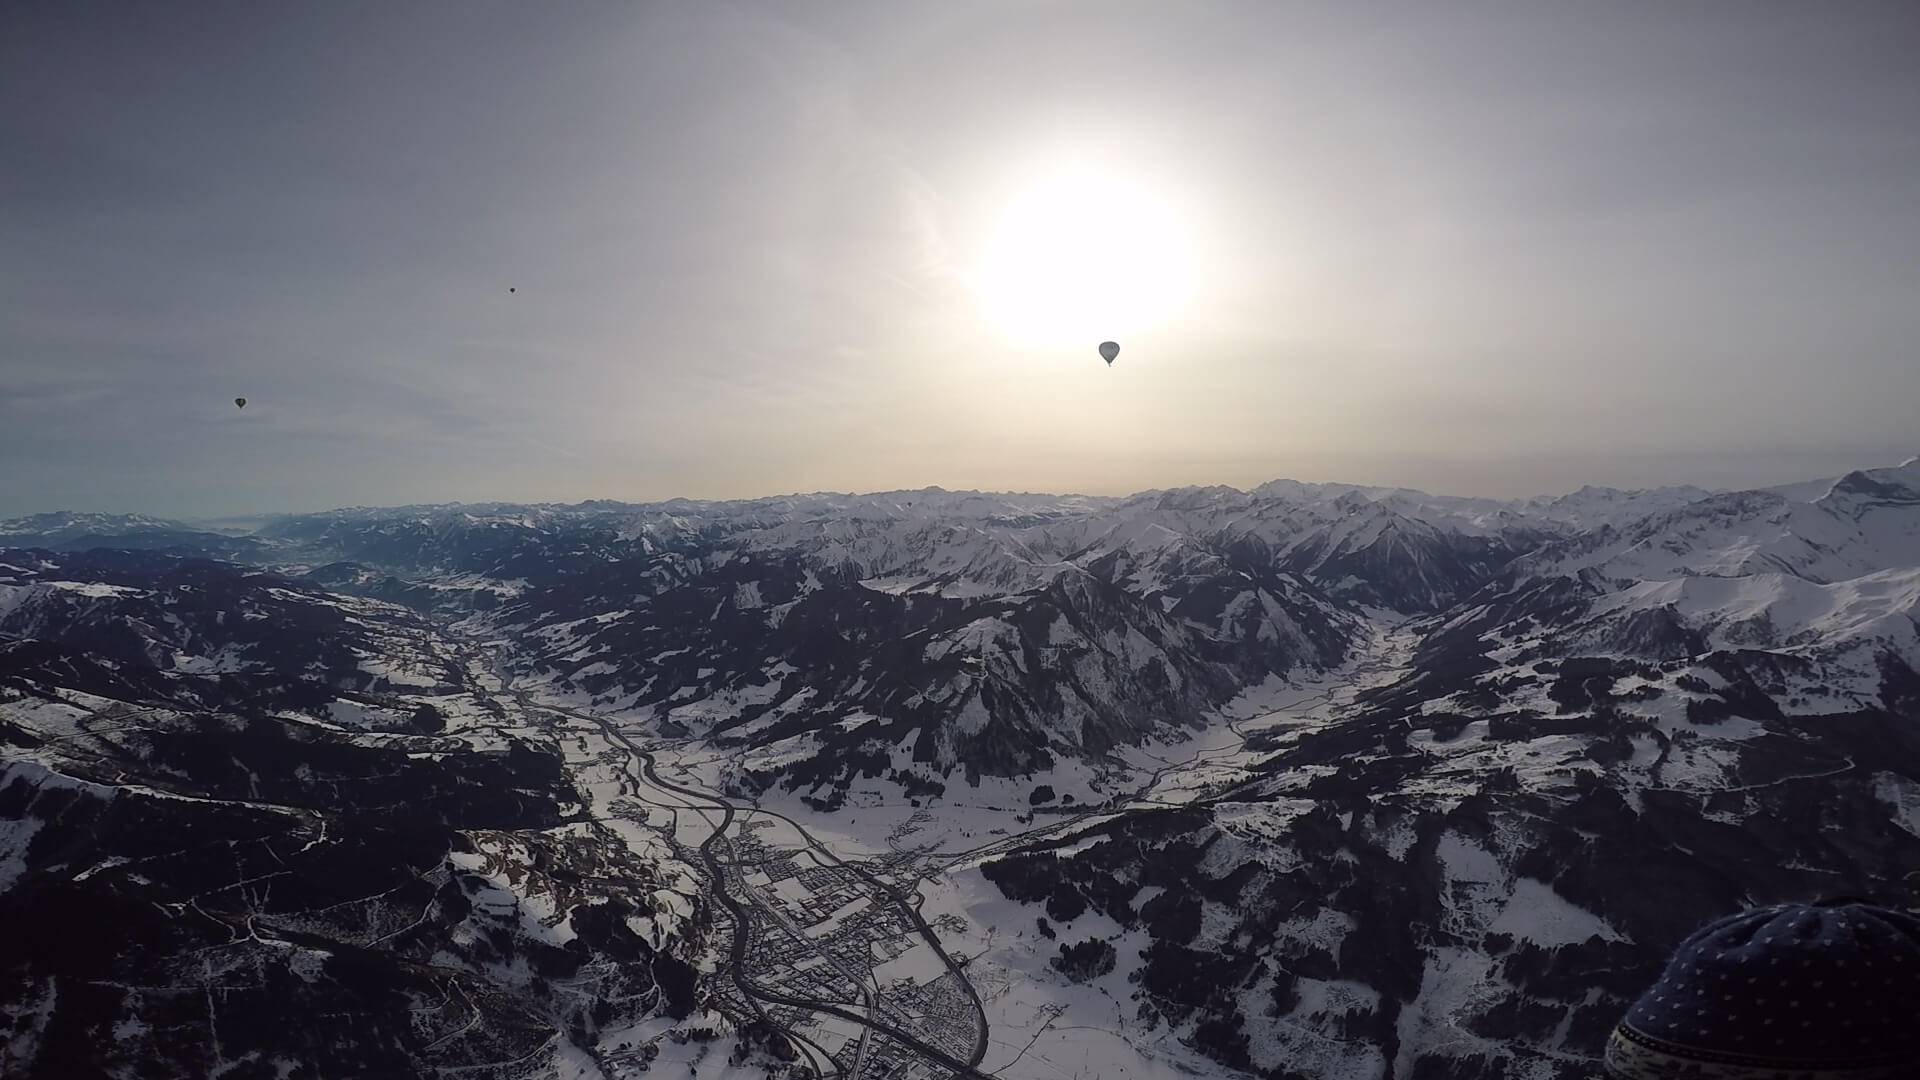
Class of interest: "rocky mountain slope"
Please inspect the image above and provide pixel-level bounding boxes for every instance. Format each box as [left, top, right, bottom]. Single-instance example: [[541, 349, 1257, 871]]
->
[[0, 552, 715, 1079], [968, 459, 1920, 1079], [0, 512, 268, 560]]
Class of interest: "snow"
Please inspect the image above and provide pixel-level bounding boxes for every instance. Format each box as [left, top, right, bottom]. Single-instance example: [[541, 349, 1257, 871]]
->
[[1214, 800, 1317, 841], [0, 815, 41, 893], [1273, 906, 1356, 955], [170, 646, 253, 675], [591, 1014, 766, 1080], [0, 694, 98, 741], [354, 653, 443, 689], [1392, 945, 1510, 1076], [1876, 772, 1920, 839], [1436, 830, 1505, 927], [9, 460, 1920, 1078], [1593, 568, 1920, 655], [42, 580, 145, 599], [1526, 462, 1920, 589], [1487, 877, 1623, 946], [871, 941, 947, 987], [1245, 975, 1389, 1080], [917, 866, 1230, 1080], [0, 755, 301, 817], [1375, 816, 1419, 861], [448, 845, 579, 947]]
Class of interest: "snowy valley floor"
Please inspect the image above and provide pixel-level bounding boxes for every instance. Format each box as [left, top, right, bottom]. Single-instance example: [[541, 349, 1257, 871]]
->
[[500, 619, 1424, 1080]]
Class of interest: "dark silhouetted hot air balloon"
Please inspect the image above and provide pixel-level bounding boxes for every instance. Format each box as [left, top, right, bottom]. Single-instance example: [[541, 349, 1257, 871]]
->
[[509, 287, 516, 293], [1098, 341, 1120, 366], [234, 397, 247, 409]]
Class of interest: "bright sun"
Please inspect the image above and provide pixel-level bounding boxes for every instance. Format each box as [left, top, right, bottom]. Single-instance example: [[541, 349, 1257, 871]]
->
[[976, 169, 1195, 350]]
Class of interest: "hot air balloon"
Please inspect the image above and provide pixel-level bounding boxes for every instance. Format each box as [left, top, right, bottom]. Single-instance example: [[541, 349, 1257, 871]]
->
[[509, 287, 516, 293], [1098, 341, 1120, 366], [234, 397, 247, 409]]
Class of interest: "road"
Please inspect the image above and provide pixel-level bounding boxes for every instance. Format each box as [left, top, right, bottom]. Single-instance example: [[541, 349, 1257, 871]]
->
[[480, 650, 991, 1079], [638, 753, 995, 1080], [467, 620, 1413, 1078]]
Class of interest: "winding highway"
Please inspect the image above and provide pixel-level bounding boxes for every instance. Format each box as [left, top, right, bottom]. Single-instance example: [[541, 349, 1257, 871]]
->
[[480, 649, 992, 1079], [468, 621, 1413, 1078], [637, 753, 995, 1080]]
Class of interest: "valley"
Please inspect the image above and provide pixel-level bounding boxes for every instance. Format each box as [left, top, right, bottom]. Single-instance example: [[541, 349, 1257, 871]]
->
[[4, 460, 1919, 1079], [461, 619, 1417, 1080]]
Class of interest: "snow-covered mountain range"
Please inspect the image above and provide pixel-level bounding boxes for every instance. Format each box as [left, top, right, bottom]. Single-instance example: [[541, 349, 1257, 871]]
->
[[3, 458, 1917, 1079]]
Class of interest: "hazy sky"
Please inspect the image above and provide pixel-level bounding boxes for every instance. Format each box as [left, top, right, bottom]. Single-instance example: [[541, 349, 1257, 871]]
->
[[5, 2, 1919, 518]]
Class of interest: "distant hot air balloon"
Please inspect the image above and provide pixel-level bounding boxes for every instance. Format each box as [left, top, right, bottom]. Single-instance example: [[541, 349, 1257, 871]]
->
[[509, 287, 516, 293], [1098, 341, 1120, 366], [234, 397, 247, 409]]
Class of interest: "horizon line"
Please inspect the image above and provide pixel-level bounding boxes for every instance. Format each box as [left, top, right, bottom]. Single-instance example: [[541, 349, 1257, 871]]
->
[[13, 452, 1917, 526]]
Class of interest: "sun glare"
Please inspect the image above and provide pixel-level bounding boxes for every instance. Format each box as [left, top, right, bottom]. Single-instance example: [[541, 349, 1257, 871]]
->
[[976, 169, 1195, 350]]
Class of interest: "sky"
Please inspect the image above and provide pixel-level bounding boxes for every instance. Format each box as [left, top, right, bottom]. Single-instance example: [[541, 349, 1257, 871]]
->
[[4, 1, 1919, 518]]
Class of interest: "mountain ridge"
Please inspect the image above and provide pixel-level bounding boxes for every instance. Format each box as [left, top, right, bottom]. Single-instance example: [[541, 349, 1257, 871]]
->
[[3, 455, 1918, 1080]]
